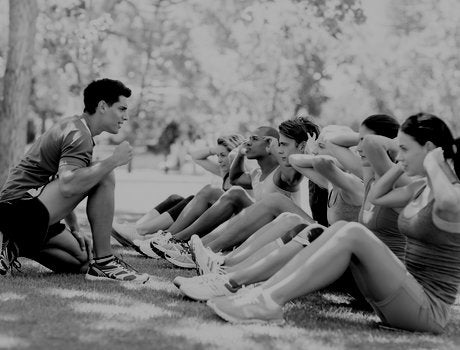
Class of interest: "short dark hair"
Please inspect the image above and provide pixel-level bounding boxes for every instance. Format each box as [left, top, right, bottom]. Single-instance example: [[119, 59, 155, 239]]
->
[[279, 118, 320, 145], [83, 78, 132, 114], [401, 113, 460, 177], [361, 114, 400, 139]]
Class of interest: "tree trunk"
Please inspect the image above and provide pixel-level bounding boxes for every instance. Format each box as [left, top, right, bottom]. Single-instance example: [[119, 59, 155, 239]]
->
[[0, 0, 38, 187]]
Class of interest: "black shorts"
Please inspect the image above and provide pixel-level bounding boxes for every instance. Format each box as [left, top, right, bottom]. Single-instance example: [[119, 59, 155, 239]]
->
[[0, 196, 65, 257]]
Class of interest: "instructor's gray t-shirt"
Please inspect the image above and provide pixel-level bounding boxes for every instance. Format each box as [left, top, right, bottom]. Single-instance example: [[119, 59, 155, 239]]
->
[[0, 116, 94, 202]]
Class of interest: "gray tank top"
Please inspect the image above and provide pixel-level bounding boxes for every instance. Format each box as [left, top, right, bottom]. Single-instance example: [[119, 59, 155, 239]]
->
[[359, 178, 406, 262], [398, 186, 460, 325], [326, 187, 361, 225]]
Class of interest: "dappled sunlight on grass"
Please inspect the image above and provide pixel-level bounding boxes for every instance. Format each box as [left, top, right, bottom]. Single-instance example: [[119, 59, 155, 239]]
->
[[0, 334, 29, 348], [162, 319, 262, 350], [0, 314, 20, 322], [317, 307, 374, 325], [0, 293, 26, 302], [121, 276, 179, 294], [70, 301, 174, 320], [43, 288, 117, 302]]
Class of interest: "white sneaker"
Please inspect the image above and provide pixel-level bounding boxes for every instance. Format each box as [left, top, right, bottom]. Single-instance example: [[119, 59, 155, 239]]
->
[[179, 273, 237, 301], [189, 235, 224, 275], [173, 275, 190, 288], [165, 247, 195, 269], [135, 239, 160, 259]]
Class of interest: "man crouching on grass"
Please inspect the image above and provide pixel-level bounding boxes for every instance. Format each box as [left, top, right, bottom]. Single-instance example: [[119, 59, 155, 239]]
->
[[0, 78, 149, 283]]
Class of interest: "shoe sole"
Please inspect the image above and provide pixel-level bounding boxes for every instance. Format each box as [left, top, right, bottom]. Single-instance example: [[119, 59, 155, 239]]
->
[[189, 236, 203, 275], [207, 301, 285, 325], [111, 228, 137, 248], [85, 273, 149, 284]]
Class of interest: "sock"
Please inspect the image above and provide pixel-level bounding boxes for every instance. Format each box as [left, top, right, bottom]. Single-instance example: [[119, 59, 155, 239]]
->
[[95, 255, 114, 265]]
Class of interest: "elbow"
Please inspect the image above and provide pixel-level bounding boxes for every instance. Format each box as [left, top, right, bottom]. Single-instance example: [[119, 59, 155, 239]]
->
[[312, 157, 334, 172]]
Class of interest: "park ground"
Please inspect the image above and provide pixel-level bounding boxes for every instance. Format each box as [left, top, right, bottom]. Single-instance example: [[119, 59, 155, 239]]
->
[[1, 151, 460, 350]]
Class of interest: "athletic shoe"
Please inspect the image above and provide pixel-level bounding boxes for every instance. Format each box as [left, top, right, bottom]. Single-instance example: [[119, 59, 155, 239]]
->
[[207, 287, 284, 324], [149, 238, 189, 260], [189, 235, 224, 275], [179, 273, 237, 301], [133, 239, 160, 259], [173, 275, 190, 288], [164, 249, 195, 269], [85, 256, 150, 284], [0, 234, 20, 275], [111, 222, 141, 248]]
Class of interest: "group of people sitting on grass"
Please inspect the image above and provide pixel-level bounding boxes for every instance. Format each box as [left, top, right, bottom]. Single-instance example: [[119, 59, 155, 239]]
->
[[1, 78, 459, 334]]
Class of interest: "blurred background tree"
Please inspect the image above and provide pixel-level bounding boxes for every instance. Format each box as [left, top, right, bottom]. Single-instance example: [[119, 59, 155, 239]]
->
[[1, 0, 459, 182]]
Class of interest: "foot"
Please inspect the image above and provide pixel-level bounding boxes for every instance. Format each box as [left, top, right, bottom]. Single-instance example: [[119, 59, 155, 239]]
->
[[189, 235, 224, 275], [164, 248, 195, 269], [207, 287, 284, 324], [179, 273, 237, 301], [85, 256, 150, 284], [0, 233, 20, 276]]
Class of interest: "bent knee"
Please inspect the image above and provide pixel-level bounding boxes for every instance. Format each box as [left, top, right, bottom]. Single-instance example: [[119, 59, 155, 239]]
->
[[333, 222, 373, 246], [275, 212, 305, 224]]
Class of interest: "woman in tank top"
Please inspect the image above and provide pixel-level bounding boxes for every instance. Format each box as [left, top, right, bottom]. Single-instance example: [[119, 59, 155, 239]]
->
[[111, 134, 244, 246], [176, 116, 406, 300], [206, 113, 460, 333]]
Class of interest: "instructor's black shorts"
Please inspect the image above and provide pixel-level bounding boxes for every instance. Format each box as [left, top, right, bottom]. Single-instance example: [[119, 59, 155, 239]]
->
[[0, 196, 65, 257]]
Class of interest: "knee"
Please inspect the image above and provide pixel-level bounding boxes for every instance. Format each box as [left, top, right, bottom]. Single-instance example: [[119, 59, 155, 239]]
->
[[167, 194, 184, 202], [196, 184, 215, 199], [221, 186, 246, 204], [275, 212, 305, 225], [333, 222, 369, 247]]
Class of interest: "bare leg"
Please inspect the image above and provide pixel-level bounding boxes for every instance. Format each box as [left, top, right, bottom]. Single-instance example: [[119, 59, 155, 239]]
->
[[135, 208, 161, 227], [205, 193, 314, 252], [227, 241, 304, 285], [85, 172, 116, 257], [169, 185, 224, 234], [224, 213, 307, 265], [174, 187, 253, 241], [136, 212, 174, 235], [30, 227, 89, 273], [263, 222, 407, 306]]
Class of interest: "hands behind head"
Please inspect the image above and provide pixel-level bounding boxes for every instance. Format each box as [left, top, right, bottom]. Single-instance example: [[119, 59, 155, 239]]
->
[[423, 147, 445, 168], [263, 136, 279, 153]]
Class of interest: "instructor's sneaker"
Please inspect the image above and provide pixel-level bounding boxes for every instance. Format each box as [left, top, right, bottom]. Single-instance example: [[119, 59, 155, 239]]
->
[[0, 235, 20, 275], [85, 256, 150, 284], [207, 287, 284, 324], [189, 235, 224, 275], [179, 273, 237, 301]]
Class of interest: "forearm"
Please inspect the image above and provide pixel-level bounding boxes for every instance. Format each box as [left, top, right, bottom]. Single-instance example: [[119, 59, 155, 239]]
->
[[425, 160, 460, 208], [327, 132, 359, 148], [190, 147, 214, 161], [368, 164, 404, 202], [59, 157, 118, 197], [64, 211, 78, 230], [289, 154, 315, 168], [229, 153, 246, 181]]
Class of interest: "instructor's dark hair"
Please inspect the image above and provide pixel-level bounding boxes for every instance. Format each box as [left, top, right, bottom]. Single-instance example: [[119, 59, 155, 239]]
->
[[83, 78, 131, 114], [401, 113, 460, 177]]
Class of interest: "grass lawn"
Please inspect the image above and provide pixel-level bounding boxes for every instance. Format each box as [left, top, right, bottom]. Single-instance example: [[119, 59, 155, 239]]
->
[[1, 167, 460, 350]]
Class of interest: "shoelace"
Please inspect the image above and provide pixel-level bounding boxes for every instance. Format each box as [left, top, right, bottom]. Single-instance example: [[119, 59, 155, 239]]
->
[[109, 256, 140, 274]]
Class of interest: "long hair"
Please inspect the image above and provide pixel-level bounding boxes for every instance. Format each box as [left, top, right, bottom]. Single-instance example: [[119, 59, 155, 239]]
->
[[361, 114, 400, 139]]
